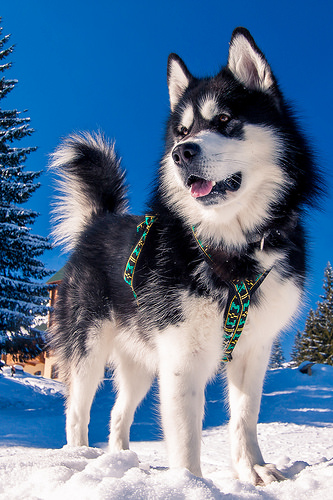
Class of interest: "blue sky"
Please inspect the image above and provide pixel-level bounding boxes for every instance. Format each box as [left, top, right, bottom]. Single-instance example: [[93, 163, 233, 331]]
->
[[1, 1, 333, 355]]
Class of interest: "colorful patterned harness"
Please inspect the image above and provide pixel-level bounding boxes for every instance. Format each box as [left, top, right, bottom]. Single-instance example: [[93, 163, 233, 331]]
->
[[123, 215, 157, 300], [124, 216, 270, 362], [191, 226, 270, 361], [221, 272, 270, 361]]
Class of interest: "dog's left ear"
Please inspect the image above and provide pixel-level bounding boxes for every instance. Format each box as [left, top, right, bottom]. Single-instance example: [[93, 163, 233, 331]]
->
[[227, 27, 275, 91], [167, 54, 193, 111]]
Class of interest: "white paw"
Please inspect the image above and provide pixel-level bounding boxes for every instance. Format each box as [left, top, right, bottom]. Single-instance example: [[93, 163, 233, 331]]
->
[[253, 463, 286, 486]]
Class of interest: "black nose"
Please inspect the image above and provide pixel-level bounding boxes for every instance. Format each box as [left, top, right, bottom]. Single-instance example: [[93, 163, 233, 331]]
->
[[172, 143, 200, 166]]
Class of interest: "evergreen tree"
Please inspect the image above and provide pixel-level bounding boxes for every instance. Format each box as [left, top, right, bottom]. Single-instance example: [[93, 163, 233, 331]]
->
[[0, 20, 51, 358], [292, 263, 333, 366], [269, 338, 285, 369], [290, 329, 302, 365]]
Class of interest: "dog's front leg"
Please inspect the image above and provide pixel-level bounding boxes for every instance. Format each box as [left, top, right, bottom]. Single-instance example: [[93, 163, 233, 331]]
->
[[157, 326, 220, 477], [159, 362, 205, 476], [159, 363, 205, 476], [226, 276, 301, 485], [226, 343, 285, 485]]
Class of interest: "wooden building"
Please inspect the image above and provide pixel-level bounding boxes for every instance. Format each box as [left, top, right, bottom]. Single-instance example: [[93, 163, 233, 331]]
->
[[44, 267, 65, 379], [1, 268, 65, 379]]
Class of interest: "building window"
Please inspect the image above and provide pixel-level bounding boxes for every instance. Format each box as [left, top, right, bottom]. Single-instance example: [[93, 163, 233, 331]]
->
[[51, 364, 59, 379]]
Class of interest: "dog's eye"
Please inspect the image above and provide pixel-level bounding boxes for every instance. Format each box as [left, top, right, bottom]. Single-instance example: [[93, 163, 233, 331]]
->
[[219, 113, 231, 123], [178, 126, 189, 136]]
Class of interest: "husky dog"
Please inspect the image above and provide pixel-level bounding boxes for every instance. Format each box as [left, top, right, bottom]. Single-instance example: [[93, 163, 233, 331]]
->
[[50, 28, 320, 485]]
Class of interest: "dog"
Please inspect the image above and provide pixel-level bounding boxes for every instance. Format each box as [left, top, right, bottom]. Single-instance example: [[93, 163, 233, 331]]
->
[[49, 27, 320, 485]]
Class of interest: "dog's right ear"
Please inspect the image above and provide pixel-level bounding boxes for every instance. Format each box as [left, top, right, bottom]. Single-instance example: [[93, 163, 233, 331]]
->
[[227, 27, 275, 92], [167, 54, 192, 112]]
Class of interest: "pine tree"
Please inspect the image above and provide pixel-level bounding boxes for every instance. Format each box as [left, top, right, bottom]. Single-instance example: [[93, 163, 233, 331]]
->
[[269, 338, 286, 369], [0, 20, 51, 358], [290, 329, 302, 365], [292, 263, 333, 366]]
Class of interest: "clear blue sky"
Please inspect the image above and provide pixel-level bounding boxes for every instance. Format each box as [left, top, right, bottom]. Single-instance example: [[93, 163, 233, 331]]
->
[[2, 0, 333, 355]]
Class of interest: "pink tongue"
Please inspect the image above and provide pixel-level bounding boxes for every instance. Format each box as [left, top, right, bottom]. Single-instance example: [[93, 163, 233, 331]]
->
[[190, 179, 213, 198]]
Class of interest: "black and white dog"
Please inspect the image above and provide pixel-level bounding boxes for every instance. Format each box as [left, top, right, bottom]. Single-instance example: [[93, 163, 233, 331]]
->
[[49, 28, 320, 485]]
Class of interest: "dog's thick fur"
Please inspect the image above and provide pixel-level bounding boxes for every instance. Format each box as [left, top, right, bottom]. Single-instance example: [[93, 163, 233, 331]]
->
[[49, 28, 320, 485]]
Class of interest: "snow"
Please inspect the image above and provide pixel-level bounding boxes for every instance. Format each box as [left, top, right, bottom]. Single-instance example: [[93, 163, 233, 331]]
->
[[0, 364, 332, 499]]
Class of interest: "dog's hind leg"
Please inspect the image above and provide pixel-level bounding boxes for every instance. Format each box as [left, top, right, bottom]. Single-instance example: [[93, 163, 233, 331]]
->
[[66, 366, 103, 447], [109, 353, 154, 452], [65, 325, 111, 447]]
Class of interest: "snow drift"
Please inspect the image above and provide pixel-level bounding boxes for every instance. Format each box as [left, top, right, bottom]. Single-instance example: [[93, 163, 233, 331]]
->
[[0, 364, 332, 499]]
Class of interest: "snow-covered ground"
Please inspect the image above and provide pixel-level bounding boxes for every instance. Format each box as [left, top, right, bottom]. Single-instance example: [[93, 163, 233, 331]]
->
[[0, 364, 332, 499]]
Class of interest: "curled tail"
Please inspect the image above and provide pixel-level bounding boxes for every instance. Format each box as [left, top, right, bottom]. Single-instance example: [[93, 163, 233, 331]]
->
[[50, 132, 128, 252]]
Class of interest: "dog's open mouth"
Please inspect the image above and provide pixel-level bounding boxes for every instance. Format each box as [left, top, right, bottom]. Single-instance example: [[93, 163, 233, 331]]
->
[[187, 172, 242, 198]]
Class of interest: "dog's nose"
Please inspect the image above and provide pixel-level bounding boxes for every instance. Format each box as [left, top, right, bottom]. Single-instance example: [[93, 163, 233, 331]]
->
[[172, 143, 200, 166]]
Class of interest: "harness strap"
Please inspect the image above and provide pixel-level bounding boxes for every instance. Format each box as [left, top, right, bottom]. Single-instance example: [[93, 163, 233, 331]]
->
[[123, 215, 157, 300], [123, 218, 270, 363], [191, 225, 270, 362], [222, 270, 270, 361]]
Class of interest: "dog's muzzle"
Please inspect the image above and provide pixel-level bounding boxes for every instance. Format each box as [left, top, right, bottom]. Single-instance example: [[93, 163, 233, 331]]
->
[[172, 142, 242, 199]]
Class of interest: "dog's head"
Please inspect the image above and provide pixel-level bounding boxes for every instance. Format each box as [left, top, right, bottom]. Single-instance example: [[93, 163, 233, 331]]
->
[[161, 28, 305, 248]]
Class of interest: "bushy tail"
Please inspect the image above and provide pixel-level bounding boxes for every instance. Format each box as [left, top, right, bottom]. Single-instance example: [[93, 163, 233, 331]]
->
[[50, 132, 128, 252]]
